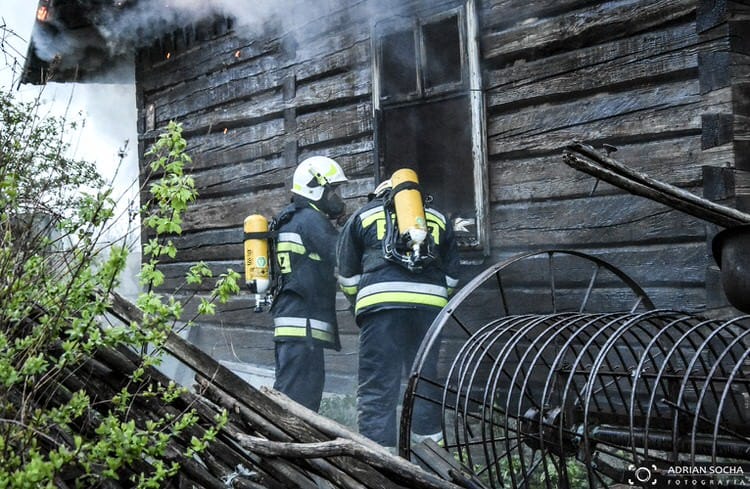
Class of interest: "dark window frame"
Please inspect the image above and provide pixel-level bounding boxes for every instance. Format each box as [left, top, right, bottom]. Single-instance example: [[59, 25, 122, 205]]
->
[[376, 7, 466, 106], [372, 2, 490, 256]]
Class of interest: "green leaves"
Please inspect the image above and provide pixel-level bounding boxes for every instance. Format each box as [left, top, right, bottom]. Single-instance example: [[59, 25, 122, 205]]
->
[[214, 269, 241, 304], [143, 121, 196, 241], [1, 96, 235, 487]]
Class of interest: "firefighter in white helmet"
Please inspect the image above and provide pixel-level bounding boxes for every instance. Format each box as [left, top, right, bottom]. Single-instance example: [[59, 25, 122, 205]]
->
[[269, 156, 348, 411], [336, 169, 460, 449]]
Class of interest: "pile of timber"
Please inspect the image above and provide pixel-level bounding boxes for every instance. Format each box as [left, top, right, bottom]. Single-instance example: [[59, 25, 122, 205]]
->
[[562, 142, 750, 228], [69, 292, 467, 489]]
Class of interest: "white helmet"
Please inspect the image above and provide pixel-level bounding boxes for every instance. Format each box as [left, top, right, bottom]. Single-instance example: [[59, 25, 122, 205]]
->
[[291, 156, 348, 201]]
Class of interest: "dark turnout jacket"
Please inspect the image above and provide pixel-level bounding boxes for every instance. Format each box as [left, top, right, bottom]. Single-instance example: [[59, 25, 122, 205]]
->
[[270, 200, 341, 350], [336, 197, 460, 322]]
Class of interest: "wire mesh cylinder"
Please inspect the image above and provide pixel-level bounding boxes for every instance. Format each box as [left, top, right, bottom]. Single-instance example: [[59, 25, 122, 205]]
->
[[400, 251, 750, 488]]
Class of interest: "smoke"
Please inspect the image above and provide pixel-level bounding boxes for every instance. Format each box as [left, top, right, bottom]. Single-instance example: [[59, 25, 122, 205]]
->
[[31, 0, 330, 75]]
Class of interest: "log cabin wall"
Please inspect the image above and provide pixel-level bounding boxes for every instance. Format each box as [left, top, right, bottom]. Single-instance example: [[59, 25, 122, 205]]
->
[[698, 1, 750, 309], [482, 0, 714, 310], [133, 0, 747, 394], [134, 2, 375, 393]]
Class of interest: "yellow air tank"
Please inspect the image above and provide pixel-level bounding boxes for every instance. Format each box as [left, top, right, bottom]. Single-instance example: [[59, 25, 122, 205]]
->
[[392, 168, 427, 252], [243, 214, 270, 296]]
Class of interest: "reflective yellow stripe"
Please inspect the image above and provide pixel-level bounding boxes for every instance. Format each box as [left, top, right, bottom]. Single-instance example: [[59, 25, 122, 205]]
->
[[355, 292, 447, 313], [277, 242, 306, 255], [340, 285, 358, 295], [425, 210, 446, 230], [274, 326, 334, 342], [376, 219, 386, 239], [361, 210, 385, 229]]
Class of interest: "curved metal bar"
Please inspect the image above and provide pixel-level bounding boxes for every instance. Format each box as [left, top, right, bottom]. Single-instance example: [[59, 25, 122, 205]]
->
[[640, 316, 720, 460], [400, 250, 750, 489], [446, 315, 529, 473], [628, 313, 696, 464], [689, 317, 750, 463], [408, 313, 750, 487], [402, 249, 656, 458], [670, 316, 747, 462], [519, 314, 598, 487], [711, 340, 750, 464], [578, 311, 664, 488], [409, 250, 655, 378], [495, 314, 572, 488]]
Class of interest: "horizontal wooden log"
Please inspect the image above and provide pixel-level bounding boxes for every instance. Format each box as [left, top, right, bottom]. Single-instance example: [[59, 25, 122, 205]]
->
[[174, 90, 287, 136], [295, 36, 370, 83], [487, 80, 713, 157], [138, 35, 281, 93], [182, 117, 286, 160], [294, 64, 372, 111], [296, 101, 373, 148], [485, 22, 702, 110], [462, 244, 708, 289], [489, 194, 707, 248], [480, 0, 599, 30], [141, 120, 287, 172], [181, 188, 287, 231], [481, 0, 695, 64], [191, 155, 288, 197], [489, 136, 704, 204], [148, 61, 287, 127], [187, 142, 373, 199], [442, 282, 707, 316]]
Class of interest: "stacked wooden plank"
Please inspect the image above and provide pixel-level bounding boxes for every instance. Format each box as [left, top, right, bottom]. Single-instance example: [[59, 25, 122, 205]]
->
[[80, 292, 470, 489]]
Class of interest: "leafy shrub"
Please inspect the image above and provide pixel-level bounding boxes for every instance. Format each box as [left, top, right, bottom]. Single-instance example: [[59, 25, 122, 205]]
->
[[0, 74, 233, 487]]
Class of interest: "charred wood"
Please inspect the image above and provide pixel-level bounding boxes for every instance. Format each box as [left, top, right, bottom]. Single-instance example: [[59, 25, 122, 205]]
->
[[235, 435, 466, 489], [196, 376, 375, 489]]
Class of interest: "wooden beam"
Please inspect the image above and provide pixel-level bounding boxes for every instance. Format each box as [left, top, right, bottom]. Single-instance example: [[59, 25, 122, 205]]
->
[[563, 142, 750, 227]]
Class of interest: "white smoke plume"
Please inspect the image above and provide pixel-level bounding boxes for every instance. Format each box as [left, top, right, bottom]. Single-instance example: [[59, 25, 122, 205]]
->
[[31, 0, 337, 76]]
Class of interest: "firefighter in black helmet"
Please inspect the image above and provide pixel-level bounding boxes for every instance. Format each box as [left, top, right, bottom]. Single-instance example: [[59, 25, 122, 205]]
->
[[336, 169, 460, 448], [270, 156, 348, 411]]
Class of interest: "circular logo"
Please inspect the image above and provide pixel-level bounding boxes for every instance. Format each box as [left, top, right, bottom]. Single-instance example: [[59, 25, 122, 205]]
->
[[628, 464, 658, 486], [634, 466, 652, 482], [256, 256, 267, 267]]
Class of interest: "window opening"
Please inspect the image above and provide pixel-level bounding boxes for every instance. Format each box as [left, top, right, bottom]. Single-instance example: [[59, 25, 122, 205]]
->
[[374, 3, 487, 253]]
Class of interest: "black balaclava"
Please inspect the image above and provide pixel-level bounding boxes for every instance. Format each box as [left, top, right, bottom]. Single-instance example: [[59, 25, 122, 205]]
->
[[317, 185, 345, 219]]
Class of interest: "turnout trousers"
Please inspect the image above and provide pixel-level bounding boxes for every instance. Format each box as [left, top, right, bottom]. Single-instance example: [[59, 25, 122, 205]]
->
[[273, 341, 325, 412], [357, 308, 442, 446]]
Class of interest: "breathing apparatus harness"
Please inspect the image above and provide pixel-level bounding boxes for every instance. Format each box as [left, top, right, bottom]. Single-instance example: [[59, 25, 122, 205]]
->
[[243, 211, 293, 312], [381, 172, 436, 273]]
